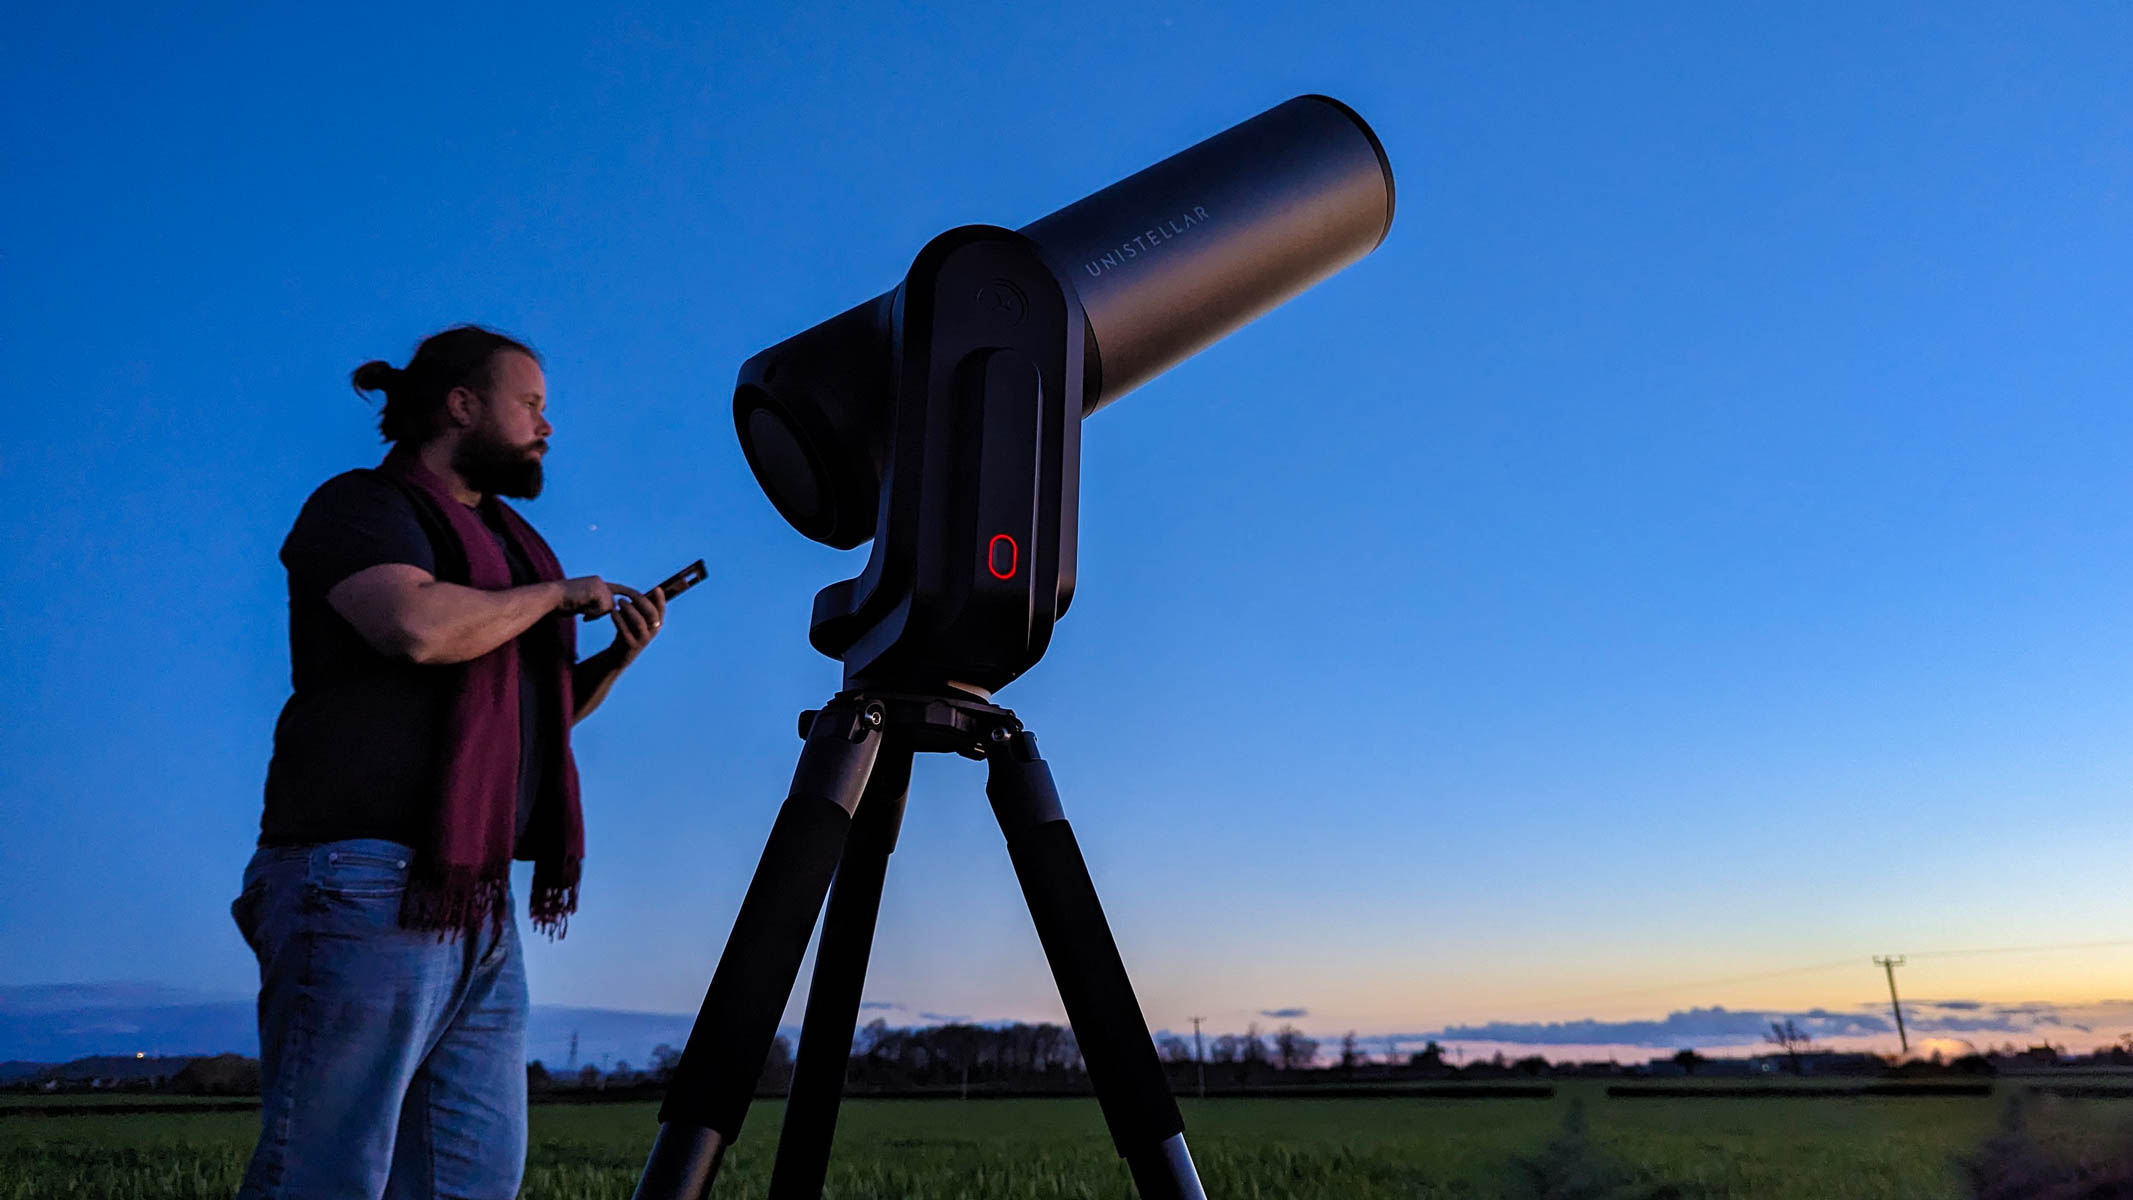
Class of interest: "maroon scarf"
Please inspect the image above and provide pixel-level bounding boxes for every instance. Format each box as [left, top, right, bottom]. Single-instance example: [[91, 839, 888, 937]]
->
[[380, 452, 584, 940]]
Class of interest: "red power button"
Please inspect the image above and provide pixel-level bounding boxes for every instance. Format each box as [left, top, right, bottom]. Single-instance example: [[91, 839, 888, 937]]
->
[[987, 534, 1019, 580]]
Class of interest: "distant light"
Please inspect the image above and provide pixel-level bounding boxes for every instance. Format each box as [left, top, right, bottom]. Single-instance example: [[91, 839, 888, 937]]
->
[[135, 1052, 145, 1059]]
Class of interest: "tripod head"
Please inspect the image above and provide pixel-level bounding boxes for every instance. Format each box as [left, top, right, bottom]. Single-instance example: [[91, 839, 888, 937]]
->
[[733, 95, 1395, 693]]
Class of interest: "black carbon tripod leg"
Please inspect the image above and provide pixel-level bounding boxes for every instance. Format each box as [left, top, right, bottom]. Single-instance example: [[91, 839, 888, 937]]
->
[[633, 702, 885, 1200], [767, 744, 915, 1200], [985, 730, 1207, 1200]]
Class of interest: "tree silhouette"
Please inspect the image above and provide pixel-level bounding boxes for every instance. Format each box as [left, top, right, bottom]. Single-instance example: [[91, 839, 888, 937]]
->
[[1408, 1041, 1449, 1070], [650, 1043, 682, 1082], [1766, 1019, 1815, 1074], [1271, 1025, 1319, 1071]]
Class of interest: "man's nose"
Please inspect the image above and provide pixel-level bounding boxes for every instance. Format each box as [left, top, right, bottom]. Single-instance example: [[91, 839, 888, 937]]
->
[[536, 415, 553, 438]]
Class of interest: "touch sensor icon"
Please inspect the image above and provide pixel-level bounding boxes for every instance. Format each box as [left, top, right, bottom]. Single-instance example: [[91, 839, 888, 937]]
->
[[987, 534, 1019, 580]]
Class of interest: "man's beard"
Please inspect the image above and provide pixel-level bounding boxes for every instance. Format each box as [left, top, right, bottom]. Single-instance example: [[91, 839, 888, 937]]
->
[[456, 429, 546, 499]]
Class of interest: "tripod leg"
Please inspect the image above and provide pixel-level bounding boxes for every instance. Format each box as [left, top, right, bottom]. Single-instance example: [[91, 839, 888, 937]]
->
[[767, 744, 914, 1200], [985, 730, 1207, 1200], [633, 702, 886, 1200]]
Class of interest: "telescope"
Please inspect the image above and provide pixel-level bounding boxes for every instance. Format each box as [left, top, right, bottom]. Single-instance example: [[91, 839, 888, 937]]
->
[[638, 95, 1393, 1199], [733, 94, 1392, 692]]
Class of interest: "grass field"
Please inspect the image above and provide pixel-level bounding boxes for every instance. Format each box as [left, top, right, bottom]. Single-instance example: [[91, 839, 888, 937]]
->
[[0, 1095, 270, 1112], [3, 1086, 2129, 1198]]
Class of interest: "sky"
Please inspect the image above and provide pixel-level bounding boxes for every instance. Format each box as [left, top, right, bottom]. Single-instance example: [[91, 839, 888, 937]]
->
[[4, 2, 2131, 1064]]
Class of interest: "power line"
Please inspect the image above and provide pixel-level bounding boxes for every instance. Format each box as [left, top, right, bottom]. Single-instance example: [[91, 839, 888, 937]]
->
[[1904, 939, 2133, 960]]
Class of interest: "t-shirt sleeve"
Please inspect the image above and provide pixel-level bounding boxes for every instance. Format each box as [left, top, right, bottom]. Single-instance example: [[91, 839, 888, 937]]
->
[[281, 471, 437, 593]]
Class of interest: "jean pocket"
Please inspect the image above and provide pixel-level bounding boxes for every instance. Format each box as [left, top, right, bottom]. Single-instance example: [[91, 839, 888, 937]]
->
[[312, 846, 412, 899]]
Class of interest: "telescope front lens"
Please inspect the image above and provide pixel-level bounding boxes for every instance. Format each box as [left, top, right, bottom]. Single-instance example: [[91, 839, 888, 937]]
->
[[742, 397, 823, 523]]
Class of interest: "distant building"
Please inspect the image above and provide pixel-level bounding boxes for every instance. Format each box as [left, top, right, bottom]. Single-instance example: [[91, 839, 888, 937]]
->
[[1643, 1054, 1762, 1078], [1749, 1051, 1882, 1076]]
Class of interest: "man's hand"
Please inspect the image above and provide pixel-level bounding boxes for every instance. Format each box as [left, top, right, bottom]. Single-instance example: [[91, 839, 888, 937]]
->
[[570, 579, 668, 722], [607, 585, 667, 665], [558, 575, 644, 618]]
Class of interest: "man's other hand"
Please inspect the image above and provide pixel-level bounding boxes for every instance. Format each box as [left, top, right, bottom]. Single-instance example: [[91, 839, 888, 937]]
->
[[558, 576, 642, 617], [609, 586, 666, 664]]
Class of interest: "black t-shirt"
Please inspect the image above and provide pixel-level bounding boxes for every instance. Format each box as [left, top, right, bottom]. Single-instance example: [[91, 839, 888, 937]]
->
[[260, 469, 558, 851]]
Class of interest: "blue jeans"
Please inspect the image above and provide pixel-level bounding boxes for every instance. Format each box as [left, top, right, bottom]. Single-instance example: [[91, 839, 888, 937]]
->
[[231, 839, 528, 1200]]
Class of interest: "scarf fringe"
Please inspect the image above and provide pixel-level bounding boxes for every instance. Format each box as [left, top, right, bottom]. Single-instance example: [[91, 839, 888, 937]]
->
[[399, 869, 511, 942], [396, 857, 584, 941], [530, 856, 582, 941]]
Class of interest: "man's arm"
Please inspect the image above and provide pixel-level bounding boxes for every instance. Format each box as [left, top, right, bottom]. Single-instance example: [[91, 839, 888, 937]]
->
[[573, 585, 667, 722], [329, 564, 631, 665]]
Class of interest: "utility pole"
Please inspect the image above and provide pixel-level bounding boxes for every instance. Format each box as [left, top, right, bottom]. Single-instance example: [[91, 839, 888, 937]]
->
[[567, 1030, 579, 1071], [1190, 1016, 1206, 1099], [1874, 956, 1909, 1054]]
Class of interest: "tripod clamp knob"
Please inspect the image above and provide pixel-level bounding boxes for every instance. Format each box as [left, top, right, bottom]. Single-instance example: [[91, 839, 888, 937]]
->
[[794, 704, 888, 743]]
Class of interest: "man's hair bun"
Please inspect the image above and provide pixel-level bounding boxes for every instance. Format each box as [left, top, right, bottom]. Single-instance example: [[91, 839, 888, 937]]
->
[[350, 327, 540, 444], [350, 360, 402, 393]]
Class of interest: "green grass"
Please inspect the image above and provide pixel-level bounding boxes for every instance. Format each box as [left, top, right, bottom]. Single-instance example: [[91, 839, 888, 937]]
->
[[0, 1095, 247, 1108], [3, 1087, 2128, 1198]]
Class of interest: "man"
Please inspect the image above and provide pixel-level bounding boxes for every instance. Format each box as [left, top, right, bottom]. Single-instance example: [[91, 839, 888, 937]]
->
[[233, 325, 667, 1198]]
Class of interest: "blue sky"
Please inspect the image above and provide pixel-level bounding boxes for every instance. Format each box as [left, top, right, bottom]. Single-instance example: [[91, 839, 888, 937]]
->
[[4, 2, 2131, 1058]]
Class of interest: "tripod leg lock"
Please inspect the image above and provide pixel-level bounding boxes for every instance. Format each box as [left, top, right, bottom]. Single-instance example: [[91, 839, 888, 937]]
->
[[984, 730, 1066, 830], [790, 704, 887, 816]]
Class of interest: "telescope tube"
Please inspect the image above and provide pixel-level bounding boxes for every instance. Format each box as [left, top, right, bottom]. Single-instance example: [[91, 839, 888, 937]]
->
[[1023, 93, 1392, 413], [734, 94, 1393, 548]]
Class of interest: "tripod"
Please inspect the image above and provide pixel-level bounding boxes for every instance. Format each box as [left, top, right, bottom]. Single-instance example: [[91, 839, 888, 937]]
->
[[631, 686, 1206, 1199]]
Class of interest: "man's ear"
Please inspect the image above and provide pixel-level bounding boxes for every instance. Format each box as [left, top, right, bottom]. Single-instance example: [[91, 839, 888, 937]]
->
[[445, 386, 481, 429]]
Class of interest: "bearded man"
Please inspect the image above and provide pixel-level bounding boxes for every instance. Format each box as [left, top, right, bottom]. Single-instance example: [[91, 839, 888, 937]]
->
[[233, 325, 668, 1199]]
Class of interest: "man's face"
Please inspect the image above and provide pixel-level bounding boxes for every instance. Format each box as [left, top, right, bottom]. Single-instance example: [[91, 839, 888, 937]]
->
[[455, 351, 551, 499]]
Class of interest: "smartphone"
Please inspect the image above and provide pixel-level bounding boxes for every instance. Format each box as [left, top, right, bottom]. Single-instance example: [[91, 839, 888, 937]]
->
[[582, 559, 705, 620]]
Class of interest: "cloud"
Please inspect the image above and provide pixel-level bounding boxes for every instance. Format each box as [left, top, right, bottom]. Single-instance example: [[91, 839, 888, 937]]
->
[[1898, 1003, 2095, 1036], [917, 1012, 969, 1024], [1899, 1014, 2037, 1034], [1409, 1006, 1888, 1048], [857, 1000, 901, 1012], [1377, 999, 2133, 1050], [1260, 1008, 1309, 1019]]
